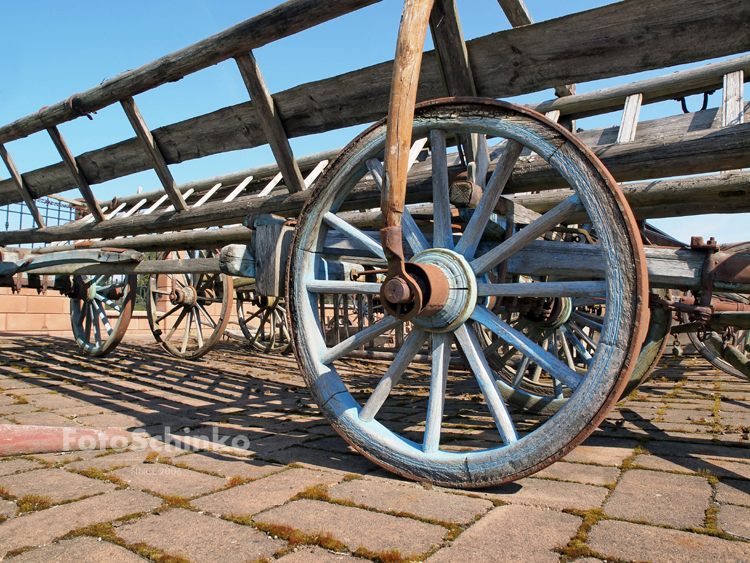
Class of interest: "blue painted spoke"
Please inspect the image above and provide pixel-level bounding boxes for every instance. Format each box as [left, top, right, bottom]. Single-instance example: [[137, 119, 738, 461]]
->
[[454, 324, 518, 445], [455, 140, 523, 259], [471, 305, 583, 390], [321, 315, 401, 365], [359, 328, 429, 422], [423, 332, 452, 453]]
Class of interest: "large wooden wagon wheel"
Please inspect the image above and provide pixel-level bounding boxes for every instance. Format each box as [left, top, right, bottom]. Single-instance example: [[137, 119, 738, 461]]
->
[[146, 250, 233, 360], [287, 99, 648, 487], [69, 274, 136, 356], [236, 286, 292, 354]]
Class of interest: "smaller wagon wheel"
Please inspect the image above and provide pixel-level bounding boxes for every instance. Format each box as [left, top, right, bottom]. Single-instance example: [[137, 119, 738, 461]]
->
[[69, 274, 136, 357], [684, 242, 750, 380], [146, 250, 233, 360], [685, 293, 750, 381], [236, 286, 292, 354]]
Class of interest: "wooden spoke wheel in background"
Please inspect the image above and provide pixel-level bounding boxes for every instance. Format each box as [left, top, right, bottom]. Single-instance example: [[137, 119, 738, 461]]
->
[[147, 250, 233, 360], [70, 274, 136, 357]]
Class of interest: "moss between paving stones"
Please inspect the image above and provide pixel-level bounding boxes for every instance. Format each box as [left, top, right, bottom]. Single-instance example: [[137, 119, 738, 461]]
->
[[57, 520, 191, 563]]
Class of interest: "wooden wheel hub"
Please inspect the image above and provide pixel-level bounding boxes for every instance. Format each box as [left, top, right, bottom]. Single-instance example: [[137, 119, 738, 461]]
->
[[171, 286, 196, 307]]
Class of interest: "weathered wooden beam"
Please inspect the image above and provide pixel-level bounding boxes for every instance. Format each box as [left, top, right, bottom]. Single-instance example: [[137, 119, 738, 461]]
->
[[723, 70, 745, 127], [120, 97, 187, 211], [235, 52, 306, 194], [616, 93, 642, 144], [28, 225, 254, 255], [1, 0, 747, 207], [506, 121, 750, 193], [506, 172, 750, 222], [0, 144, 45, 227], [495, 0, 574, 98], [495, 0, 531, 27], [0, 0, 382, 145], [530, 55, 750, 120], [429, 0, 476, 96], [46, 126, 105, 223]]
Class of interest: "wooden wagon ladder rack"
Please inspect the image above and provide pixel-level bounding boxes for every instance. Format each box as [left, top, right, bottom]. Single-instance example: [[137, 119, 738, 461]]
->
[[0, 144, 45, 228], [46, 126, 105, 223], [121, 97, 188, 212]]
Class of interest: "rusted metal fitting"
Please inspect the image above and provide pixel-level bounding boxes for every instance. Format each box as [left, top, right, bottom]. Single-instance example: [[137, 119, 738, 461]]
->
[[383, 277, 411, 304], [68, 94, 96, 120]]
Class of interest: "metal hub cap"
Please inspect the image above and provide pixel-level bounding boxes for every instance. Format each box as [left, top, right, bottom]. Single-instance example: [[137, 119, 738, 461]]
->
[[525, 297, 574, 330], [410, 248, 477, 333]]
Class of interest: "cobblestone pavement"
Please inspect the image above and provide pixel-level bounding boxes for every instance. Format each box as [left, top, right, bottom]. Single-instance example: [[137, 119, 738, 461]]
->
[[0, 336, 749, 562]]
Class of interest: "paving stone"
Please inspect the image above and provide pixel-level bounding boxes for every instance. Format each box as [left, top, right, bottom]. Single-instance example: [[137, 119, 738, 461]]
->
[[0, 394, 15, 406], [644, 440, 750, 462], [476, 477, 608, 511], [256, 499, 446, 556], [0, 498, 16, 518], [10, 412, 81, 426], [30, 449, 102, 465], [562, 438, 638, 466], [194, 468, 341, 516], [0, 490, 160, 557], [174, 452, 283, 480], [661, 409, 713, 424], [113, 462, 226, 498], [0, 404, 41, 415], [0, 468, 116, 503], [276, 546, 360, 562], [532, 461, 620, 487], [588, 519, 750, 563], [0, 457, 42, 476], [65, 450, 157, 471], [26, 393, 88, 410], [7, 536, 147, 563], [634, 454, 750, 479], [715, 479, 750, 507], [264, 446, 379, 474], [118, 508, 283, 563], [717, 504, 750, 539], [604, 469, 711, 528], [327, 479, 493, 524], [303, 436, 358, 454], [75, 412, 166, 429], [426, 504, 581, 563]]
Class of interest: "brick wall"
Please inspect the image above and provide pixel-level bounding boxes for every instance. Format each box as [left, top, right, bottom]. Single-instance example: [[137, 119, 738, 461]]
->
[[0, 286, 240, 339]]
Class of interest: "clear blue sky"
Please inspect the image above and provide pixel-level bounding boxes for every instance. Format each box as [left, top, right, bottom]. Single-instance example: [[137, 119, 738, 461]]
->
[[1, 0, 748, 243]]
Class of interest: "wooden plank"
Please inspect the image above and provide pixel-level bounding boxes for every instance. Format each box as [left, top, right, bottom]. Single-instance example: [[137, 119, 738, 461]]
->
[[495, 0, 574, 98], [616, 93, 643, 144], [495, 0, 532, 27], [0, 144, 45, 227], [30, 225, 254, 255], [723, 70, 745, 127], [2, 1, 749, 206], [0, 0, 382, 145], [429, 0, 476, 96], [120, 97, 187, 211], [508, 171, 750, 222], [254, 222, 294, 297], [46, 126, 104, 223], [235, 52, 306, 194]]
